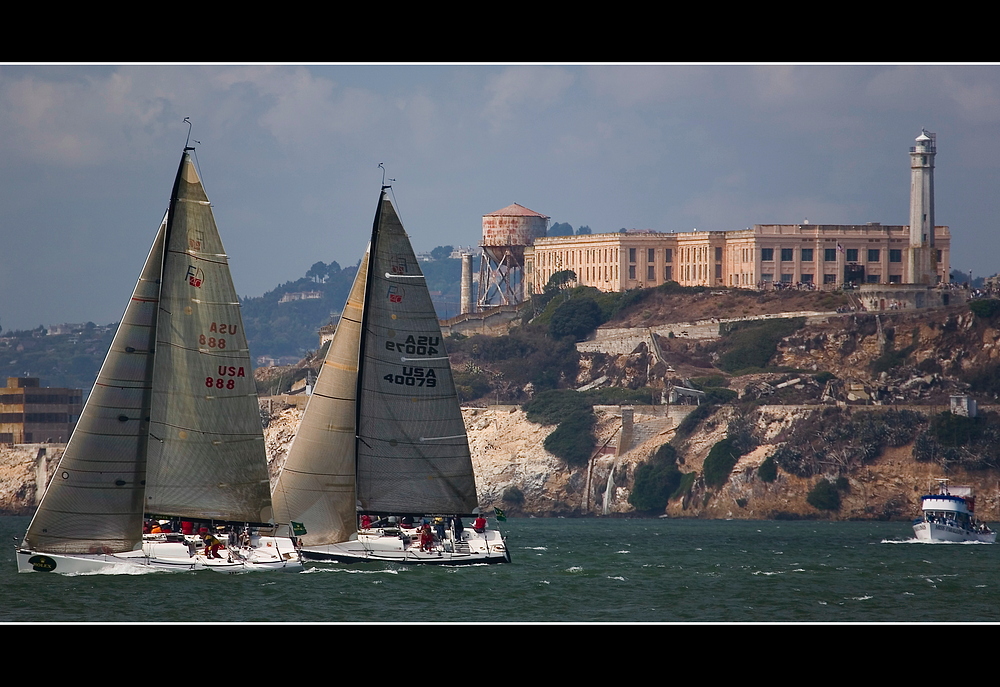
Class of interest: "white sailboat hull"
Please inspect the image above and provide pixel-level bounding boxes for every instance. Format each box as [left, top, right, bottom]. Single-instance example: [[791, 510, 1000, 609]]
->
[[301, 528, 509, 565], [17, 535, 303, 574]]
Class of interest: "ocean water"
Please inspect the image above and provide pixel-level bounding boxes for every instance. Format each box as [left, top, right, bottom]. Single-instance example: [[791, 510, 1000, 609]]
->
[[2, 516, 999, 623]]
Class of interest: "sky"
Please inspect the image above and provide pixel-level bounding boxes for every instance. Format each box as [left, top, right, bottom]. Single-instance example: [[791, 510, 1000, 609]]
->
[[1, 64, 999, 332]]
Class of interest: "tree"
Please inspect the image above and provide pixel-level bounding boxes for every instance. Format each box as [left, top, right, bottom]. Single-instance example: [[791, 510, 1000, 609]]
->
[[430, 245, 454, 260], [306, 261, 327, 283], [629, 443, 682, 512], [548, 222, 573, 237], [576, 225, 592, 235], [545, 270, 577, 291], [807, 479, 841, 511], [549, 297, 603, 340], [757, 455, 777, 482], [703, 438, 739, 487]]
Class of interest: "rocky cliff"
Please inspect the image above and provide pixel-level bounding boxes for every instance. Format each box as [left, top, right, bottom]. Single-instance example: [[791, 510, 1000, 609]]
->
[[6, 296, 1000, 523]]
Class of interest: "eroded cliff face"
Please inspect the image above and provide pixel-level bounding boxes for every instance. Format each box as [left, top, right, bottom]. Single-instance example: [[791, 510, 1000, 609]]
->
[[4, 400, 997, 522], [6, 304, 1000, 521], [0, 445, 63, 515]]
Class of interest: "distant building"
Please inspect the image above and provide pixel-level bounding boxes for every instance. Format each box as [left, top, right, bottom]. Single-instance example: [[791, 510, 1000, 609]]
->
[[278, 291, 322, 303], [0, 377, 83, 444], [527, 223, 949, 294], [527, 130, 951, 306]]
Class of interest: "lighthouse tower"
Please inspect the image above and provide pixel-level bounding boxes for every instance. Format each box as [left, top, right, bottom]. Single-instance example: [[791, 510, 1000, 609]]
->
[[908, 129, 937, 284]]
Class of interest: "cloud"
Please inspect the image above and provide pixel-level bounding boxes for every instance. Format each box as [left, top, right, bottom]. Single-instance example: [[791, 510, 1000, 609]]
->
[[482, 66, 575, 130]]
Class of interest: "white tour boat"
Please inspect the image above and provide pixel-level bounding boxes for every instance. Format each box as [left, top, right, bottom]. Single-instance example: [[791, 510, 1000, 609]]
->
[[913, 479, 996, 543]]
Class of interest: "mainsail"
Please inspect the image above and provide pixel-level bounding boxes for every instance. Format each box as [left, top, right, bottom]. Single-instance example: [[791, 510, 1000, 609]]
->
[[272, 248, 370, 546], [354, 192, 478, 514], [144, 152, 272, 523], [23, 216, 166, 554]]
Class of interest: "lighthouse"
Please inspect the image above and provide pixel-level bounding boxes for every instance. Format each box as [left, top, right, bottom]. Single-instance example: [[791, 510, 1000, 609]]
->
[[908, 129, 937, 285]]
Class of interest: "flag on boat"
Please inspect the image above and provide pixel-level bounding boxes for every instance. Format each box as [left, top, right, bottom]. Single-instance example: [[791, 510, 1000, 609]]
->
[[494, 507, 506, 522], [291, 522, 307, 536]]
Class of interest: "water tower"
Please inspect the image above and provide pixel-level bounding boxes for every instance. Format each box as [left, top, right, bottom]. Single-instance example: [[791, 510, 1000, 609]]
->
[[477, 203, 549, 308]]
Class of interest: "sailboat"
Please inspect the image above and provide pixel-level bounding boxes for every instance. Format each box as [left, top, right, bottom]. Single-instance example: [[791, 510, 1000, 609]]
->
[[272, 185, 509, 564], [16, 144, 302, 574]]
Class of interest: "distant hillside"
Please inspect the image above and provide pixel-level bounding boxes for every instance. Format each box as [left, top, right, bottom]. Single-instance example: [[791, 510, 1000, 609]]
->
[[0, 324, 115, 391], [241, 262, 358, 360], [0, 252, 474, 389]]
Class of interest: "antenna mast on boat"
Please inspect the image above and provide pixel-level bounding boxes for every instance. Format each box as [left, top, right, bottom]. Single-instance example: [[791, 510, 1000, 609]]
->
[[379, 162, 394, 190], [183, 117, 200, 151]]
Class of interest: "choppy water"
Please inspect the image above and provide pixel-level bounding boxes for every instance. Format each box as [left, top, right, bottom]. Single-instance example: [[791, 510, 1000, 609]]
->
[[3, 516, 999, 622]]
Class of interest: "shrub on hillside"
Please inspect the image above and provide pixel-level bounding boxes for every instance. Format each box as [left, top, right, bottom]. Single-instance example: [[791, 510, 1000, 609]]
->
[[970, 298, 1000, 319], [549, 297, 603, 340], [703, 438, 740, 487], [716, 318, 805, 373], [757, 455, 777, 482], [629, 443, 682, 512], [807, 479, 841, 511], [543, 410, 596, 466], [523, 389, 591, 426]]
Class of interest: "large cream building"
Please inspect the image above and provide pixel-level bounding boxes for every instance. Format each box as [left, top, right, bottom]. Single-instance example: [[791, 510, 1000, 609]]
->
[[527, 129, 950, 296], [527, 223, 950, 294]]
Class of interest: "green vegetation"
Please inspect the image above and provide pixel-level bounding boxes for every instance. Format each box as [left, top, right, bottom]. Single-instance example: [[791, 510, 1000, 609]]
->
[[913, 411, 1000, 470], [523, 389, 591, 425], [673, 403, 716, 443], [430, 245, 454, 260], [769, 408, 926, 477], [703, 438, 740, 487], [757, 455, 777, 482], [715, 317, 806, 373], [543, 411, 596, 466], [453, 328, 579, 394], [969, 298, 1000, 319], [523, 390, 597, 467], [549, 297, 603, 340], [453, 370, 492, 403], [241, 262, 358, 359], [806, 479, 841, 511], [629, 443, 683, 512], [813, 371, 836, 385]]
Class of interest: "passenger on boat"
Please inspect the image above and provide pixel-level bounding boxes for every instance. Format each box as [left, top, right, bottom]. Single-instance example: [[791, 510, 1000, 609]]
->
[[360, 514, 372, 530], [473, 516, 487, 533], [200, 527, 224, 559], [419, 524, 434, 552], [434, 517, 446, 540]]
